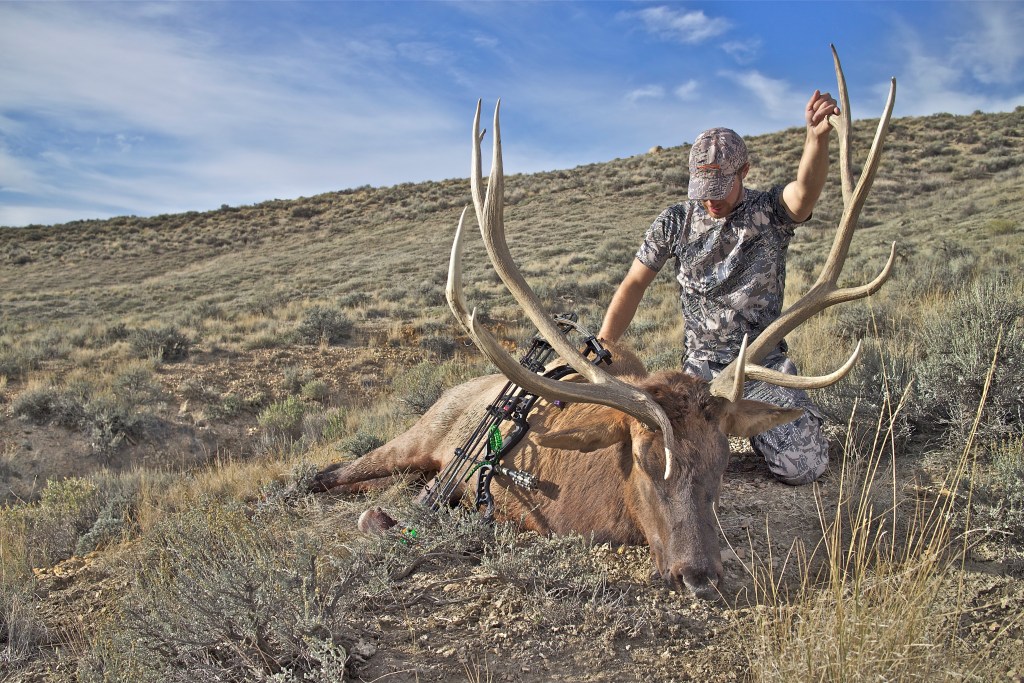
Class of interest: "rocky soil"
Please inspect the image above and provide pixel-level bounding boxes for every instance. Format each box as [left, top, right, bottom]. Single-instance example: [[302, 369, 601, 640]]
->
[[3, 347, 1023, 682]]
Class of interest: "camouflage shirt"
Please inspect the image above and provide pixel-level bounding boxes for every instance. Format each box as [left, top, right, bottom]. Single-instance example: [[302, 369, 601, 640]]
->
[[636, 186, 799, 364]]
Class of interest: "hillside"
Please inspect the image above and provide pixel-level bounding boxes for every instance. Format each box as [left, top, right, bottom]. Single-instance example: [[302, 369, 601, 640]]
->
[[1, 108, 1023, 681]]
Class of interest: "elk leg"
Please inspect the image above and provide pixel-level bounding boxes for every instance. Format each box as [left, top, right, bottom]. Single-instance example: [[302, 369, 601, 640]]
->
[[312, 430, 444, 493]]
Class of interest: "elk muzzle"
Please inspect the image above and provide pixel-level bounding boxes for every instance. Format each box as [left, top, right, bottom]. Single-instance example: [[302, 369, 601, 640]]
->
[[667, 557, 724, 602]]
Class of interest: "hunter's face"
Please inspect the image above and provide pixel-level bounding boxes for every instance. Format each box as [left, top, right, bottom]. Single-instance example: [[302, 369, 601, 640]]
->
[[702, 172, 745, 218]]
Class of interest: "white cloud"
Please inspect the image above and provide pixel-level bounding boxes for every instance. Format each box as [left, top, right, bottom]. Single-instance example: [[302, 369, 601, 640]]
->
[[626, 85, 665, 103], [629, 6, 730, 44], [0, 2, 470, 225], [0, 147, 45, 194], [472, 33, 500, 50], [722, 39, 760, 65], [719, 70, 804, 123], [885, 14, 1024, 118], [954, 2, 1024, 86], [674, 80, 700, 101], [1, 2, 1020, 228]]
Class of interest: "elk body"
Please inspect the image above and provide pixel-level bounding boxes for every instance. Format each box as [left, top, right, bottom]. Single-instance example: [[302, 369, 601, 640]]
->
[[316, 342, 800, 599], [315, 47, 897, 601]]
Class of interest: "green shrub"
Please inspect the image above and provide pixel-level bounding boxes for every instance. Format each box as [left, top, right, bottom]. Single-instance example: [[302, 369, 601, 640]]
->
[[9, 384, 60, 424], [258, 396, 306, 439], [242, 330, 289, 350], [80, 506, 361, 682], [11, 380, 88, 428], [247, 293, 287, 317], [341, 430, 384, 456], [128, 325, 192, 362], [337, 291, 371, 308], [11, 381, 147, 454], [256, 461, 322, 508], [179, 376, 213, 401], [112, 362, 163, 403], [393, 361, 451, 414], [972, 436, 1024, 556], [644, 347, 682, 372], [82, 392, 147, 455], [297, 305, 353, 345], [419, 335, 456, 359], [317, 408, 348, 443], [282, 364, 312, 393], [0, 345, 42, 381], [206, 392, 244, 420], [290, 205, 321, 219], [23, 478, 105, 566], [816, 341, 917, 454], [301, 379, 331, 403], [182, 301, 223, 328], [981, 436, 1024, 543], [72, 321, 129, 349], [75, 492, 134, 555], [914, 275, 1024, 440]]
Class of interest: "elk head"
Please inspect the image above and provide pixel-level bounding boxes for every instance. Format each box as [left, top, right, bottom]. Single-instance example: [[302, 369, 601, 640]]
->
[[447, 45, 896, 599]]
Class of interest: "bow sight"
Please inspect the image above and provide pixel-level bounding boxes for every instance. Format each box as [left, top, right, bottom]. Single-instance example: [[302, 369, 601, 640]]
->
[[420, 313, 610, 520]]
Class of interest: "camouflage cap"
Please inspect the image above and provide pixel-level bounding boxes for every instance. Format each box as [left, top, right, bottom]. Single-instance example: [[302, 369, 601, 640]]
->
[[688, 128, 748, 200]]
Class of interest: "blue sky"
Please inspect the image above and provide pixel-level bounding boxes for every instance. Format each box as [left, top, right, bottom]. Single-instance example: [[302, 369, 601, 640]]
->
[[1, 1, 1022, 228]]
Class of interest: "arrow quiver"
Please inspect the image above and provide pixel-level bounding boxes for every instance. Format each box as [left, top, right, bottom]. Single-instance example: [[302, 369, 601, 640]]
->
[[420, 313, 611, 520]]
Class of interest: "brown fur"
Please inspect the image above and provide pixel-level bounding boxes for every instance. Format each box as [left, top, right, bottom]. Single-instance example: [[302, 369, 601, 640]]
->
[[314, 341, 799, 600]]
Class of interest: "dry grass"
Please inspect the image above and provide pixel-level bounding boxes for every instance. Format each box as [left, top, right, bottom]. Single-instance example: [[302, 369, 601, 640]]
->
[[737, 332, 1009, 682]]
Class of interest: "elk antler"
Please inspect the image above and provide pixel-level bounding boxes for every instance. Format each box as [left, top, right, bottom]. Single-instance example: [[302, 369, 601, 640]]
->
[[709, 45, 898, 401], [447, 100, 679, 480]]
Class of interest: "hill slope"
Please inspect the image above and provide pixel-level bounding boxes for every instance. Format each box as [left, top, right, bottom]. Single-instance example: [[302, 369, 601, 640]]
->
[[1, 108, 1023, 682]]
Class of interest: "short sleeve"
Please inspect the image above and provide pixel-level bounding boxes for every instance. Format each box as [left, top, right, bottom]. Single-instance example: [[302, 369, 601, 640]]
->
[[764, 185, 799, 238], [635, 207, 681, 272]]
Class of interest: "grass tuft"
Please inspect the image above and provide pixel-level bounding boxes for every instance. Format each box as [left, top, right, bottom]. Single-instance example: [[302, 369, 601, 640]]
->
[[735, 333, 1008, 682]]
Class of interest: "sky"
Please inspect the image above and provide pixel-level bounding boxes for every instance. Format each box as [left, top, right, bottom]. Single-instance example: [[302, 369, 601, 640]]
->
[[1, 1, 1022, 228]]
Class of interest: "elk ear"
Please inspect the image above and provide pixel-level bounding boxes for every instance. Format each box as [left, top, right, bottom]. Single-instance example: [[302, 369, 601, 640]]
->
[[537, 410, 630, 452], [717, 398, 803, 438]]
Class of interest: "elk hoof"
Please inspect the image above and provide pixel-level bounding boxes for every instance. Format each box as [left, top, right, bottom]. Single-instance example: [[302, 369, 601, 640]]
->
[[358, 507, 399, 534], [310, 464, 344, 493]]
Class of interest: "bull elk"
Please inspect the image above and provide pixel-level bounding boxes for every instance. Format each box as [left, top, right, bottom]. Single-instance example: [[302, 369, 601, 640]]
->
[[314, 46, 896, 601]]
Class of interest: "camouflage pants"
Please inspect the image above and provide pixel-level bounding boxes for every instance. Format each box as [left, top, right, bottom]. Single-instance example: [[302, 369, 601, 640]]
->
[[682, 353, 829, 485]]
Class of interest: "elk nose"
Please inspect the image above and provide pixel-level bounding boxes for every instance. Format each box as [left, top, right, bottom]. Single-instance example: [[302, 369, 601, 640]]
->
[[670, 562, 723, 602]]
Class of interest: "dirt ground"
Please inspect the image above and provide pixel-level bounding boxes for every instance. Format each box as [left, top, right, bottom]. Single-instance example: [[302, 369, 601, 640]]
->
[[0, 344, 422, 505], [13, 448, 1024, 682], [3, 346, 1023, 682]]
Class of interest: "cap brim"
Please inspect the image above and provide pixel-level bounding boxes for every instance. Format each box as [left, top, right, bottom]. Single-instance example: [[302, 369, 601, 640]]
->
[[688, 172, 734, 201]]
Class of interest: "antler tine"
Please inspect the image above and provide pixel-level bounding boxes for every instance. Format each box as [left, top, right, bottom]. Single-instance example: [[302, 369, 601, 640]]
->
[[456, 101, 678, 479], [470, 100, 486, 219], [829, 43, 854, 205], [446, 206, 475, 337], [818, 75, 896, 289], [722, 335, 749, 404], [709, 46, 897, 400], [745, 341, 862, 390]]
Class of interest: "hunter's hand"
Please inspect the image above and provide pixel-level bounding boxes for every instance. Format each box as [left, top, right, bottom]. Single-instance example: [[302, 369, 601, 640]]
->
[[806, 90, 840, 137]]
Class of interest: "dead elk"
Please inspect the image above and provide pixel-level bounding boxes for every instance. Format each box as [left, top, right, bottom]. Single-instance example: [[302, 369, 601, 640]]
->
[[314, 46, 897, 601]]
